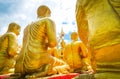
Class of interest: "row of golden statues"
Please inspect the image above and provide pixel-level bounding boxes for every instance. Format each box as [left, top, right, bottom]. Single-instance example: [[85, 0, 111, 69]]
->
[[0, 5, 93, 79], [0, 0, 120, 79]]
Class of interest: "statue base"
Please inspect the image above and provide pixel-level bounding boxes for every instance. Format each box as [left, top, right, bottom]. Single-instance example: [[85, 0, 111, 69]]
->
[[73, 74, 95, 79], [0, 74, 10, 79], [95, 72, 120, 79], [9, 73, 79, 79], [94, 62, 120, 79]]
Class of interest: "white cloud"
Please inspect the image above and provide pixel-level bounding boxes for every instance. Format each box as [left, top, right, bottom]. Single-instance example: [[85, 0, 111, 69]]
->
[[0, 0, 77, 45]]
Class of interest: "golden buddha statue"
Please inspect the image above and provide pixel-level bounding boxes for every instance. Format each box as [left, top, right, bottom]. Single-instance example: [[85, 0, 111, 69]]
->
[[76, 0, 120, 79], [58, 39, 66, 59], [15, 5, 70, 79], [0, 22, 21, 74], [63, 32, 93, 74]]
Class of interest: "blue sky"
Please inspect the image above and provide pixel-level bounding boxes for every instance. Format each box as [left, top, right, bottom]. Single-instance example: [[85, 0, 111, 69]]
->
[[0, 0, 77, 45]]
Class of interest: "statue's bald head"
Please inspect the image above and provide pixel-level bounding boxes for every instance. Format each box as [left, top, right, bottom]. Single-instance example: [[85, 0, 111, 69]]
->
[[37, 5, 51, 18], [71, 32, 78, 41], [7, 22, 21, 35]]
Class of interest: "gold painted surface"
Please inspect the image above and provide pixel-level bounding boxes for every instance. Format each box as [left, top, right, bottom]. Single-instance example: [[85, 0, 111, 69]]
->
[[0, 22, 20, 74], [15, 5, 70, 78], [48, 47, 59, 58], [76, 0, 120, 78], [76, 0, 120, 49], [63, 32, 93, 74], [58, 39, 66, 59]]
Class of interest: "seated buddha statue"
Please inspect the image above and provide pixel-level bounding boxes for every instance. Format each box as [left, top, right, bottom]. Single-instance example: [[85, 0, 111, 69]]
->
[[63, 32, 94, 74], [76, 0, 120, 79], [0, 22, 21, 74], [14, 5, 70, 79], [58, 39, 66, 59]]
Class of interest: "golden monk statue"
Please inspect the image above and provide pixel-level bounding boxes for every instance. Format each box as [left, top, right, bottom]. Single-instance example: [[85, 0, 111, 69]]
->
[[0, 22, 20, 74], [63, 32, 94, 74], [76, 0, 120, 79], [15, 5, 70, 79], [58, 39, 66, 59]]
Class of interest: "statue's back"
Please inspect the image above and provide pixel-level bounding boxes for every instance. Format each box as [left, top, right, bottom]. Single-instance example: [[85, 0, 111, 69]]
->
[[15, 18, 53, 74], [76, 0, 120, 79]]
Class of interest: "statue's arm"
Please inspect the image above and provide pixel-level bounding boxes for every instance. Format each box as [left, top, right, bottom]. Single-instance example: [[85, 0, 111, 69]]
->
[[7, 33, 18, 57], [76, 0, 88, 45], [46, 19, 57, 48], [79, 42, 94, 73], [54, 48, 59, 58], [63, 45, 68, 61], [79, 42, 88, 58]]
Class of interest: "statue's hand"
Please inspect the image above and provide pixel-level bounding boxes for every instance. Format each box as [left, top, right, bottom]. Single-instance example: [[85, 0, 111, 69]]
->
[[54, 65, 70, 74], [87, 69, 94, 74]]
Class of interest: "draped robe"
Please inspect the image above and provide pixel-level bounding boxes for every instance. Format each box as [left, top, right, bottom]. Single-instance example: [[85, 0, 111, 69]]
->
[[15, 18, 69, 77]]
